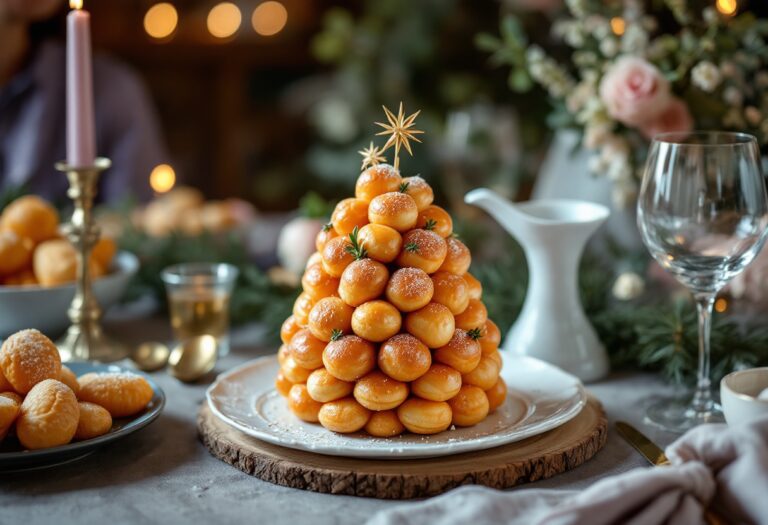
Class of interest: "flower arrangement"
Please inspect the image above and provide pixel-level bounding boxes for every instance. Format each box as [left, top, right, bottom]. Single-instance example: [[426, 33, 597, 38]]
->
[[478, 0, 768, 205]]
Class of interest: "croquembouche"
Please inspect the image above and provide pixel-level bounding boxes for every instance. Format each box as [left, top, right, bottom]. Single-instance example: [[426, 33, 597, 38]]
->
[[275, 104, 506, 436]]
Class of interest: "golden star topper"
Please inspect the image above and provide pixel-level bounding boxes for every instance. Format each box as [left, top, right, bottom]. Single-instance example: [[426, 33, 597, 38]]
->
[[358, 141, 387, 171], [375, 102, 424, 171]]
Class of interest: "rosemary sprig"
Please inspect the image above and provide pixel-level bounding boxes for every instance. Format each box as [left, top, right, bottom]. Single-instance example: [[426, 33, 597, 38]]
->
[[467, 327, 483, 340], [399, 181, 410, 193], [344, 226, 368, 260], [404, 242, 420, 253], [330, 328, 343, 341], [322, 222, 333, 232], [423, 218, 437, 231]]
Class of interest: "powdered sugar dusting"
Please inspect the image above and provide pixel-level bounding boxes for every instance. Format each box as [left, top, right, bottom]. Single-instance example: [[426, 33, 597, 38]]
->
[[388, 267, 434, 300]]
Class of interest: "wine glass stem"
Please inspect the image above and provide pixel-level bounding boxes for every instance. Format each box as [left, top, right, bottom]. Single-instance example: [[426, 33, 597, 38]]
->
[[692, 293, 716, 413]]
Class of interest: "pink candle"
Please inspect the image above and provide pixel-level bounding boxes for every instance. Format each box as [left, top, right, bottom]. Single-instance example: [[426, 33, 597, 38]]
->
[[66, 0, 96, 167]]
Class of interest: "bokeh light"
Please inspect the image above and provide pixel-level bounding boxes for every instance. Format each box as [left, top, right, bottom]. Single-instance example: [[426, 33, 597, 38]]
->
[[252, 1, 288, 36], [610, 17, 625, 36], [143, 3, 178, 40], [716, 0, 738, 16], [207, 2, 242, 39], [150, 164, 176, 193], [714, 297, 728, 313], [70, 0, 83, 10]]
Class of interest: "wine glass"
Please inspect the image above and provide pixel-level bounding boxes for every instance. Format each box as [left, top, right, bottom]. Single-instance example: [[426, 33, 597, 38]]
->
[[637, 131, 768, 432]]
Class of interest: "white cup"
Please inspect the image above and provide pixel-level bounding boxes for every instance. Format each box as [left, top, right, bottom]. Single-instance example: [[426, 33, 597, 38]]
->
[[720, 367, 768, 425]]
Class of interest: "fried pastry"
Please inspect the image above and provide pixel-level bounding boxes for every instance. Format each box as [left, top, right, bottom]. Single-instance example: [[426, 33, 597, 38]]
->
[[0, 195, 59, 243], [308, 297, 354, 342], [434, 329, 482, 374], [322, 335, 376, 381], [16, 379, 79, 449], [448, 385, 489, 427], [355, 164, 401, 203], [431, 271, 470, 315], [338, 259, 389, 307], [404, 303, 455, 348], [396, 229, 447, 274], [74, 401, 113, 440], [400, 176, 433, 212], [0, 230, 32, 276], [353, 371, 408, 411], [368, 192, 418, 232], [439, 237, 471, 275], [287, 384, 323, 422], [454, 299, 488, 331], [461, 355, 501, 390], [306, 368, 354, 403], [289, 329, 326, 370], [77, 372, 153, 418], [378, 334, 431, 382], [364, 410, 405, 437], [350, 300, 402, 342], [58, 365, 80, 396], [385, 267, 434, 312], [397, 398, 452, 435], [411, 364, 462, 402], [331, 198, 369, 236], [485, 378, 507, 413], [318, 397, 371, 433], [357, 224, 402, 263], [0, 328, 61, 394], [0, 392, 21, 441]]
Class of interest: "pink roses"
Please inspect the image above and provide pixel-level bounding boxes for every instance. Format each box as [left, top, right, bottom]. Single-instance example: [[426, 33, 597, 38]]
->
[[599, 56, 693, 138]]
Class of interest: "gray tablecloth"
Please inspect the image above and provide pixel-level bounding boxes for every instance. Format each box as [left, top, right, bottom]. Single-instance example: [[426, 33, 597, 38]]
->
[[0, 302, 682, 525]]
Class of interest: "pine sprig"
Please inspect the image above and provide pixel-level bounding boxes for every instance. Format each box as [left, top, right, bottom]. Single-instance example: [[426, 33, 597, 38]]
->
[[467, 327, 483, 340], [344, 226, 368, 260], [404, 242, 420, 253], [399, 181, 410, 193], [423, 218, 437, 231]]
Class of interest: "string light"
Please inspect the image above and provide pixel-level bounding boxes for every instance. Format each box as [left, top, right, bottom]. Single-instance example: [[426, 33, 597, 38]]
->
[[714, 297, 729, 313], [716, 0, 738, 16], [252, 1, 288, 36], [610, 17, 625, 36], [150, 164, 176, 193], [207, 2, 241, 39], [143, 3, 178, 40]]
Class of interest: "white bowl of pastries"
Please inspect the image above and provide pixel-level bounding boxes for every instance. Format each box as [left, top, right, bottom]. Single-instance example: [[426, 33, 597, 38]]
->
[[0, 195, 138, 338]]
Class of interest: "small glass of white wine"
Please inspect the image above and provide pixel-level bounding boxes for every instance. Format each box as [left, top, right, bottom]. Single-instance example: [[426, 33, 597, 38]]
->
[[161, 263, 239, 356]]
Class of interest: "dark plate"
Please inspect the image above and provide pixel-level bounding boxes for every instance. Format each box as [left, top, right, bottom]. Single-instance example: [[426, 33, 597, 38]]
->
[[0, 362, 165, 472]]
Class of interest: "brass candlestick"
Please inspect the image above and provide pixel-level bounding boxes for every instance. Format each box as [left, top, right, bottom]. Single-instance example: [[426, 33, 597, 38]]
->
[[55, 157, 128, 362]]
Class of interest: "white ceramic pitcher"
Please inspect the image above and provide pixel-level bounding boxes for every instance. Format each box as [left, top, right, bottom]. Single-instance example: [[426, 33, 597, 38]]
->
[[465, 188, 611, 382]]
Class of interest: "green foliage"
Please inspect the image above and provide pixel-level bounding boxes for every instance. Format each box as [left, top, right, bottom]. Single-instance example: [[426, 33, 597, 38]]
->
[[475, 241, 768, 386], [0, 185, 28, 213], [299, 191, 334, 219], [475, 16, 533, 93]]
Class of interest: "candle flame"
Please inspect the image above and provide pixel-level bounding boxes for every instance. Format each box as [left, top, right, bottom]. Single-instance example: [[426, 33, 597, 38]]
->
[[150, 164, 176, 193], [70, 0, 83, 10]]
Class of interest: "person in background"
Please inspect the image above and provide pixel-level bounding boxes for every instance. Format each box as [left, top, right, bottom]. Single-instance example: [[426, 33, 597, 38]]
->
[[0, 0, 167, 203]]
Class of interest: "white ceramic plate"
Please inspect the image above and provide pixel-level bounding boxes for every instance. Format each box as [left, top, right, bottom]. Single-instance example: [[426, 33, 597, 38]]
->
[[207, 353, 587, 459]]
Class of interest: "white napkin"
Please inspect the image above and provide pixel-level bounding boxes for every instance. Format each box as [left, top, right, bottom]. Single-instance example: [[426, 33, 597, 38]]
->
[[368, 417, 768, 525]]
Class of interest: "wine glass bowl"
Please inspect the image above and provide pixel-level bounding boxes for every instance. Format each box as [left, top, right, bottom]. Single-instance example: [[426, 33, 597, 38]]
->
[[637, 131, 768, 431]]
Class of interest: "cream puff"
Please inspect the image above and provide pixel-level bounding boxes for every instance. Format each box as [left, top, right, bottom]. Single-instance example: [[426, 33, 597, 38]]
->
[[308, 297, 354, 342], [353, 371, 409, 411], [396, 398, 452, 435], [485, 377, 507, 413], [287, 384, 323, 422], [410, 364, 462, 402], [306, 368, 354, 403], [289, 329, 326, 370], [448, 385, 489, 427], [357, 223, 402, 263], [338, 258, 389, 307], [454, 299, 488, 331], [396, 229, 447, 274], [318, 397, 371, 433], [322, 335, 376, 381], [404, 303, 455, 349], [368, 192, 418, 232], [355, 164, 402, 203], [431, 271, 470, 315], [385, 267, 434, 313], [461, 355, 501, 391], [331, 198, 369, 236], [416, 205, 452, 238], [439, 237, 471, 275], [364, 410, 405, 437], [350, 300, 402, 342], [400, 176, 433, 212], [378, 334, 431, 382], [433, 328, 482, 374]]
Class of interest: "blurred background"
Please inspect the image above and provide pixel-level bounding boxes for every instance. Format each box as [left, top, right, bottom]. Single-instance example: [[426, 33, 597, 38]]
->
[[86, 0, 555, 211]]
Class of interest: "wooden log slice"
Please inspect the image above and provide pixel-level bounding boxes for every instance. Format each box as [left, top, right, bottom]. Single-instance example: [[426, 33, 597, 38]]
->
[[198, 395, 606, 499]]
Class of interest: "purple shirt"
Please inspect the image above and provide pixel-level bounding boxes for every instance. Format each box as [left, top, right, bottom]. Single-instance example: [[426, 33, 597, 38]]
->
[[0, 40, 167, 203]]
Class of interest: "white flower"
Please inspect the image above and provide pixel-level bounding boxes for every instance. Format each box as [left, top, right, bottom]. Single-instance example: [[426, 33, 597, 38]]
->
[[564, 25, 585, 47], [583, 122, 612, 149], [600, 38, 619, 57], [565, 0, 588, 18], [621, 25, 648, 53], [691, 61, 722, 92], [584, 15, 607, 32], [723, 86, 743, 107], [612, 272, 645, 300], [745, 106, 763, 126], [526, 46, 545, 63], [612, 180, 638, 208], [703, 7, 718, 25]]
